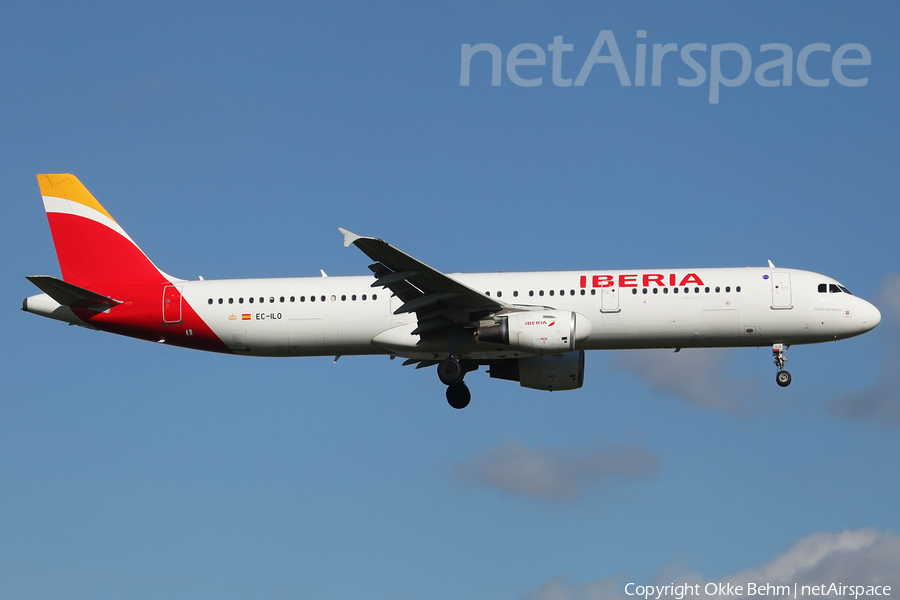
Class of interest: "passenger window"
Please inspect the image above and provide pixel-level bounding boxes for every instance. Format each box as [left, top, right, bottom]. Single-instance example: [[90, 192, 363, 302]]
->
[[207, 298, 212, 304], [529, 291, 534, 297], [632, 289, 637, 295], [269, 297, 275, 303], [560, 290, 565, 296], [309, 296, 314, 302], [580, 290, 585, 296], [290, 296, 295, 302], [352, 295, 357, 301], [539, 290, 544, 296], [705, 287, 709, 293], [642, 288, 648, 294], [818, 283, 827, 293], [331, 295, 336, 302], [653, 288, 658, 294], [300, 296, 305, 302], [249, 297, 254, 303], [514, 291, 519, 297], [591, 289, 596, 295], [736, 286, 741, 293], [321, 296, 326, 302], [341, 295, 346, 301], [497, 291, 502, 298], [239, 298, 244, 304], [549, 290, 554, 296], [259, 297, 264, 303], [218, 298, 223, 304], [280, 297, 285, 303], [673, 288, 678, 294], [373, 294, 377, 300], [694, 287, 699, 293], [362, 294, 367, 300], [486, 291, 490, 296], [663, 288, 668, 294], [725, 286, 731, 293], [715, 287, 720, 293], [229, 298, 234, 304], [684, 287, 689, 293]]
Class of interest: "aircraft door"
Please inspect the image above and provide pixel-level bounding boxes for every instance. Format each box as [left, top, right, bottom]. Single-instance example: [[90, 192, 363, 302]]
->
[[162, 285, 183, 323], [771, 272, 792, 308], [600, 287, 619, 312], [389, 293, 405, 328]]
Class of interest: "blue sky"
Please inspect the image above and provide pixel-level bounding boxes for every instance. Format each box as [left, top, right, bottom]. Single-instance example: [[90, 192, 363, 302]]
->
[[2, 2, 899, 599]]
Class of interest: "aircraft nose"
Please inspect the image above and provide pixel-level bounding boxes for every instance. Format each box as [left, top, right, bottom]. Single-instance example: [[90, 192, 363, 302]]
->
[[860, 301, 881, 333]]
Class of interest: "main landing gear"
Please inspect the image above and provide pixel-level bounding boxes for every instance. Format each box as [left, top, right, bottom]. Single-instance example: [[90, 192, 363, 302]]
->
[[438, 357, 475, 409], [773, 343, 791, 387]]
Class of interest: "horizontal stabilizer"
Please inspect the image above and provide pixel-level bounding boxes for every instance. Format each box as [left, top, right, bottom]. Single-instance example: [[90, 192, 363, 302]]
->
[[26, 275, 123, 309]]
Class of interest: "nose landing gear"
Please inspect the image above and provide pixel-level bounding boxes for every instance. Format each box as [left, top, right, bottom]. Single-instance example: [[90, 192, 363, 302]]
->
[[773, 344, 791, 387]]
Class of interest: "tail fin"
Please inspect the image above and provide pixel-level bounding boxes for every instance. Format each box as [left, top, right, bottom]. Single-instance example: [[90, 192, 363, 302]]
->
[[36, 174, 170, 288]]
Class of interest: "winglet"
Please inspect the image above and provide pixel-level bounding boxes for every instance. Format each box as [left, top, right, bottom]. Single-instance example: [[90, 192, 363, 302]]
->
[[338, 227, 363, 248]]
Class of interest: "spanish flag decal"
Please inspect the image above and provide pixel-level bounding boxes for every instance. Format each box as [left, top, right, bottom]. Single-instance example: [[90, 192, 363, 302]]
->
[[242, 314, 251, 320]]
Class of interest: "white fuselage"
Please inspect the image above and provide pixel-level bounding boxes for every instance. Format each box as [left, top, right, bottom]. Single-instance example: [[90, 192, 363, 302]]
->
[[172, 267, 880, 359]]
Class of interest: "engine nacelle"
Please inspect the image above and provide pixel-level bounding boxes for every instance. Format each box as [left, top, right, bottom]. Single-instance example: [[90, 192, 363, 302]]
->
[[488, 350, 585, 391], [477, 310, 592, 354]]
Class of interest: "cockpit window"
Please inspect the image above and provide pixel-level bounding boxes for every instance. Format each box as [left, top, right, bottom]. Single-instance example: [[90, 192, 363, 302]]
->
[[819, 282, 852, 295]]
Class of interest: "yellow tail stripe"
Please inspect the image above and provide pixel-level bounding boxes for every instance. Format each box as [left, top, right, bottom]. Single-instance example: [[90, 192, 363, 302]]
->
[[36, 174, 117, 224]]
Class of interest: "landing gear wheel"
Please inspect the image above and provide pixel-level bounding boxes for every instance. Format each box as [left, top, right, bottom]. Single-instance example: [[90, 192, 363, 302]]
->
[[446, 383, 471, 409], [437, 358, 464, 386], [776, 370, 792, 387], [772, 344, 791, 388]]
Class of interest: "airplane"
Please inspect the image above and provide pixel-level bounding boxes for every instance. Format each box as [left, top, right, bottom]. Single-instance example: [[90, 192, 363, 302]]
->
[[23, 174, 882, 409]]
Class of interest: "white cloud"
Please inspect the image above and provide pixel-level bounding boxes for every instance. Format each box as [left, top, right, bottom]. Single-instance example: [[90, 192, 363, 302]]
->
[[610, 349, 760, 414], [454, 440, 660, 503], [524, 529, 900, 600], [828, 274, 900, 427], [827, 377, 900, 425]]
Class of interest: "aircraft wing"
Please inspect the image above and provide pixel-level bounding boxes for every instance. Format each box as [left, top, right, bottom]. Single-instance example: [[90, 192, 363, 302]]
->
[[338, 228, 504, 337]]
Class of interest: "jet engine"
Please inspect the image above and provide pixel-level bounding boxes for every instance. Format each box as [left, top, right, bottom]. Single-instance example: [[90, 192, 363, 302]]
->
[[476, 310, 592, 354], [488, 350, 585, 391]]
